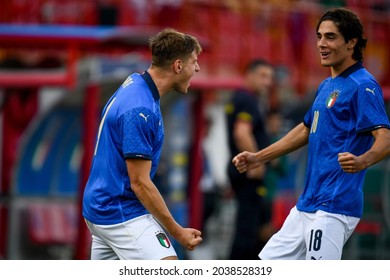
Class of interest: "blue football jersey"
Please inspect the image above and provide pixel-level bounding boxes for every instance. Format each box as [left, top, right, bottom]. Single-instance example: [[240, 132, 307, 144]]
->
[[82, 71, 164, 225], [298, 62, 390, 218]]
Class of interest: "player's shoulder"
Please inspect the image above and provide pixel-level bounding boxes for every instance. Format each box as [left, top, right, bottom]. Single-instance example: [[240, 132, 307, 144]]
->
[[118, 73, 151, 99], [120, 73, 146, 91], [113, 74, 153, 113], [318, 76, 332, 91], [348, 64, 378, 86]]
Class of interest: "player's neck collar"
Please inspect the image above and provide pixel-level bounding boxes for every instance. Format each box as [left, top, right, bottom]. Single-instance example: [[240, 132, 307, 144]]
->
[[141, 70, 160, 101], [339, 61, 363, 78]]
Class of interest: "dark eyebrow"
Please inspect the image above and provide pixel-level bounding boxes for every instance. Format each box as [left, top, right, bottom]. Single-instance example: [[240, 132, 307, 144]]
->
[[317, 31, 338, 37]]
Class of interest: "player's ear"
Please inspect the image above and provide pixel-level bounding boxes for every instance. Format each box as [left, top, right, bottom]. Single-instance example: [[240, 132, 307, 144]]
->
[[174, 59, 182, 74], [347, 38, 357, 50]]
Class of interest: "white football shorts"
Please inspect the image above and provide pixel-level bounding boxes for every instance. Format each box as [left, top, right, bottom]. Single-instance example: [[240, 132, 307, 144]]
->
[[259, 206, 360, 260], [85, 214, 177, 260]]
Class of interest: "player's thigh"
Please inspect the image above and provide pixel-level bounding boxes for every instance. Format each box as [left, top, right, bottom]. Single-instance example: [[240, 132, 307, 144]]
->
[[86, 217, 142, 259], [85, 219, 119, 260], [98, 214, 177, 260], [90, 234, 119, 260], [86, 215, 176, 259], [304, 211, 359, 260], [260, 206, 306, 260], [129, 214, 177, 260]]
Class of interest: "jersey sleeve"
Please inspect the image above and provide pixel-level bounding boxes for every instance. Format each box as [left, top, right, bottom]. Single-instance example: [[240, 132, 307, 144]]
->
[[303, 106, 312, 128], [303, 82, 323, 128], [303, 92, 319, 128], [121, 107, 155, 160], [356, 82, 390, 133]]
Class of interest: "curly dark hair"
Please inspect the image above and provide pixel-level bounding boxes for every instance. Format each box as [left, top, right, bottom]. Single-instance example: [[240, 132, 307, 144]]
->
[[316, 8, 367, 61]]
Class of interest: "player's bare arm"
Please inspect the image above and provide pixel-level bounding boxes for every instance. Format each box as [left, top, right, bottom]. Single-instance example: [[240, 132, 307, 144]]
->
[[338, 127, 390, 173], [126, 158, 202, 250], [233, 122, 309, 173]]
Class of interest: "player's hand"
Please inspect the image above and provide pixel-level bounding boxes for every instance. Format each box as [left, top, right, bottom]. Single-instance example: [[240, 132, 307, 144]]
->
[[338, 152, 365, 173], [232, 151, 261, 173], [176, 228, 202, 251]]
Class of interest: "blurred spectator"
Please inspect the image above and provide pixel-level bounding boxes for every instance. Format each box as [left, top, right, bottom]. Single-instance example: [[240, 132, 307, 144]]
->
[[225, 58, 274, 259], [261, 109, 289, 240], [199, 116, 220, 240]]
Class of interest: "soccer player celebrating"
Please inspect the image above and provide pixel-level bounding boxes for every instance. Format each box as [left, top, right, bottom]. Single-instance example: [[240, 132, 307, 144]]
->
[[82, 28, 202, 260], [233, 8, 390, 260]]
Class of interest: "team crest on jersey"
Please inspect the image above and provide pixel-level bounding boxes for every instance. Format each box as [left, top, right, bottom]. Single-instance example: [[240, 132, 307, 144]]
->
[[326, 90, 339, 108], [156, 232, 171, 248]]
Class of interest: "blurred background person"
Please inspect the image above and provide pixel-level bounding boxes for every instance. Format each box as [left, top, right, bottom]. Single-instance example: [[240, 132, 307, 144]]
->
[[225, 59, 275, 259], [261, 109, 289, 242]]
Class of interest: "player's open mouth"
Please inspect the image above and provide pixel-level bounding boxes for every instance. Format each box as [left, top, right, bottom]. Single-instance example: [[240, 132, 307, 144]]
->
[[321, 52, 330, 59]]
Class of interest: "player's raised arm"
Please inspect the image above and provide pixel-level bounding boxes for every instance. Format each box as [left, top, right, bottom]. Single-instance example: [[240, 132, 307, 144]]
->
[[338, 127, 390, 173], [126, 158, 202, 251], [233, 122, 310, 173]]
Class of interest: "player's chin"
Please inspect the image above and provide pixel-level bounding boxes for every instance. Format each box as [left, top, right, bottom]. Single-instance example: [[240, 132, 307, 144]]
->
[[174, 82, 190, 94], [178, 86, 190, 95], [176, 89, 188, 95], [320, 60, 332, 67]]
